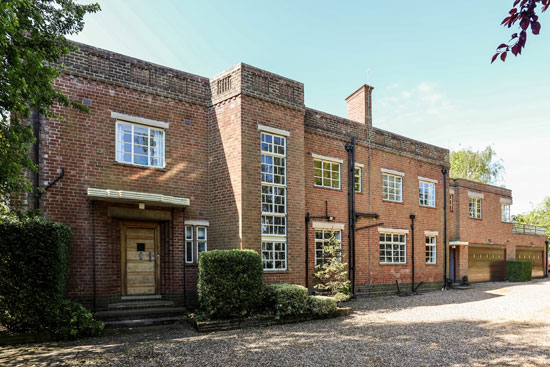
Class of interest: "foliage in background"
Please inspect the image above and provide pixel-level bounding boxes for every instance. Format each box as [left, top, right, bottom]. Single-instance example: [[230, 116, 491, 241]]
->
[[0, 214, 103, 338], [506, 260, 533, 282], [514, 196, 550, 240], [198, 250, 264, 319], [263, 284, 309, 318], [0, 0, 99, 206], [313, 232, 351, 302], [449, 146, 504, 185], [493, 0, 549, 62]]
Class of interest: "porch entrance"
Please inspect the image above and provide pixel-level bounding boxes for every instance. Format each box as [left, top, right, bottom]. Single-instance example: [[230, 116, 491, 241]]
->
[[121, 222, 160, 295]]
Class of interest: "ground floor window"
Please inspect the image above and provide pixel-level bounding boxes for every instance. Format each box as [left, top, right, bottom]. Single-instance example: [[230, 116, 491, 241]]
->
[[262, 241, 287, 270], [315, 230, 342, 266], [426, 236, 436, 264], [379, 233, 406, 264], [185, 225, 207, 264]]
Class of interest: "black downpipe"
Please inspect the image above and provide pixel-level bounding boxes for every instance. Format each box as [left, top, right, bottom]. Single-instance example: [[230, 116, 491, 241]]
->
[[442, 168, 448, 289], [182, 208, 187, 308], [410, 214, 415, 293], [545, 240, 549, 278], [345, 137, 356, 296]]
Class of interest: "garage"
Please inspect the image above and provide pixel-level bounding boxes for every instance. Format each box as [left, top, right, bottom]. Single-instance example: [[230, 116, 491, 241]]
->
[[468, 246, 506, 283], [516, 248, 545, 278]]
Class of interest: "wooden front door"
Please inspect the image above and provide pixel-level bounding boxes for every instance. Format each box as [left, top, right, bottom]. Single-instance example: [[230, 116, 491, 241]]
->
[[121, 222, 160, 295]]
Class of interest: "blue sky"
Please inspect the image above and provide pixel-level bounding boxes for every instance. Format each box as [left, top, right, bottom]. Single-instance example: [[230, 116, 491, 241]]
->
[[70, 0, 550, 215]]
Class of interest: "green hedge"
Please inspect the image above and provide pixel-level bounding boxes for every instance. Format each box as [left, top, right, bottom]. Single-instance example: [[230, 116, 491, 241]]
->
[[198, 250, 263, 318], [507, 260, 532, 282], [307, 296, 337, 317], [264, 284, 308, 318], [0, 215, 103, 338]]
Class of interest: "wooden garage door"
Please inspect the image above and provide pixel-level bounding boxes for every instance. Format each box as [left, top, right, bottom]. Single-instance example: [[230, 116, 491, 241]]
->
[[468, 246, 506, 283], [517, 248, 544, 278]]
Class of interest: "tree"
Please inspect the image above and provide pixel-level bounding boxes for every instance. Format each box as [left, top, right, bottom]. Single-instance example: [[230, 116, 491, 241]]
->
[[514, 197, 550, 239], [450, 146, 504, 184], [0, 0, 100, 207], [313, 232, 351, 302], [492, 0, 549, 62]]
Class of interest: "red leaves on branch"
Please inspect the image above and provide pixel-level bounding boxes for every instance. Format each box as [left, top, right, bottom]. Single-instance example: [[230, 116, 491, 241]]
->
[[492, 0, 547, 63]]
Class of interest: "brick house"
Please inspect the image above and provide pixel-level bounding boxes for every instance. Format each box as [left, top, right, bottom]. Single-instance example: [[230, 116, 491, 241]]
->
[[26, 42, 546, 311], [449, 179, 547, 283]]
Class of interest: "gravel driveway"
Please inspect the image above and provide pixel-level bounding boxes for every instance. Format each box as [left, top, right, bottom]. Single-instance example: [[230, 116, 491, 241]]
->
[[3, 279, 550, 367]]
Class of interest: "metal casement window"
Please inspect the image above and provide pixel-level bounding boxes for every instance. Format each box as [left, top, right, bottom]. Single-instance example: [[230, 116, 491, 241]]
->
[[314, 230, 342, 266], [469, 197, 482, 219], [425, 236, 436, 264], [379, 233, 406, 264], [314, 159, 341, 189], [383, 174, 402, 202], [419, 181, 436, 207], [185, 225, 193, 264], [450, 194, 454, 212], [261, 132, 287, 270], [197, 226, 207, 260], [116, 121, 165, 168], [354, 167, 362, 192], [501, 204, 511, 222]]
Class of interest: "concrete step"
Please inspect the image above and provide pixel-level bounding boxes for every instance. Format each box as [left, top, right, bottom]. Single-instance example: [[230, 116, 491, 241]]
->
[[95, 307, 187, 322], [104, 316, 187, 329], [107, 300, 175, 310], [121, 295, 162, 301]]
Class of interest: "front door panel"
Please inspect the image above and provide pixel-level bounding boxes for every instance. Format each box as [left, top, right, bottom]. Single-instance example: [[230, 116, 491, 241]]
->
[[122, 224, 159, 295]]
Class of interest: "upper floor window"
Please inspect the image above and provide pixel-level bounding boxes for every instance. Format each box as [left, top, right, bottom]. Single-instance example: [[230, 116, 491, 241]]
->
[[382, 173, 402, 202], [116, 121, 165, 168], [501, 204, 511, 223], [419, 180, 435, 207], [314, 159, 341, 189], [355, 167, 362, 192], [469, 197, 482, 219]]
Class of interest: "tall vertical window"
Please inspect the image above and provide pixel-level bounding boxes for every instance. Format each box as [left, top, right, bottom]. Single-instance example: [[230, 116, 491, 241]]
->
[[382, 174, 402, 202], [501, 204, 511, 223], [425, 236, 436, 264], [185, 226, 193, 264], [419, 181, 436, 207], [314, 159, 341, 189], [314, 230, 342, 266], [261, 132, 287, 270], [116, 121, 165, 168], [197, 226, 207, 259], [469, 197, 482, 219], [379, 233, 406, 264], [354, 167, 362, 192], [449, 194, 454, 212]]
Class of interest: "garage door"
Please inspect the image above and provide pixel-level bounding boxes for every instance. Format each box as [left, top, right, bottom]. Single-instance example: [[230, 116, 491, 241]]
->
[[468, 246, 506, 283], [516, 248, 544, 278]]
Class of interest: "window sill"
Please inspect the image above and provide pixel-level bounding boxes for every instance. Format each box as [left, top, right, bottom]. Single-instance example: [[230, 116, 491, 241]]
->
[[314, 185, 342, 191], [114, 161, 167, 172], [263, 269, 290, 273], [469, 217, 483, 220], [419, 204, 437, 209], [425, 263, 437, 266], [382, 199, 404, 204], [379, 263, 407, 266]]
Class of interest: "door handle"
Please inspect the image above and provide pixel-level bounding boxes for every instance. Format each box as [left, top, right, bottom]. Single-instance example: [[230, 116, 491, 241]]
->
[[149, 251, 153, 261], [139, 252, 143, 260]]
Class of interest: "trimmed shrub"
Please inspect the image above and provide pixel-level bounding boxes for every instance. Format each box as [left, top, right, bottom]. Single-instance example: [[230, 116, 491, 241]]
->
[[264, 284, 308, 318], [53, 300, 104, 340], [307, 296, 337, 317], [507, 260, 532, 282], [0, 216, 72, 332], [198, 250, 263, 319]]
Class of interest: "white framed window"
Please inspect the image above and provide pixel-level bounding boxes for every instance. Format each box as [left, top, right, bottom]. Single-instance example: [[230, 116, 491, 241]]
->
[[185, 225, 193, 264], [314, 159, 341, 189], [116, 121, 165, 168], [197, 226, 207, 259], [382, 174, 402, 202], [379, 233, 406, 264], [419, 181, 435, 207], [450, 194, 454, 212], [501, 204, 511, 222], [355, 167, 362, 192], [262, 240, 287, 270], [426, 236, 436, 264], [261, 131, 287, 270], [469, 197, 482, 219], [314, 230, 342, 266]]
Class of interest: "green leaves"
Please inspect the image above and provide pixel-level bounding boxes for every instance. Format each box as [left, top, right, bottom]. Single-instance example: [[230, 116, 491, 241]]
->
[[450, 146, 504, 185], [0, 0, 99, 206]]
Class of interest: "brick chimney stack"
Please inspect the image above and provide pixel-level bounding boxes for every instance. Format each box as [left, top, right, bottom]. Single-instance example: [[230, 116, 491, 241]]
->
[[345, 84, 374, 128]]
